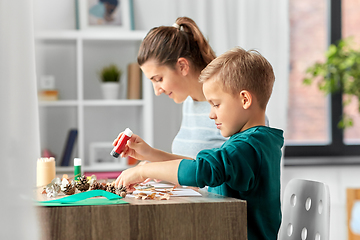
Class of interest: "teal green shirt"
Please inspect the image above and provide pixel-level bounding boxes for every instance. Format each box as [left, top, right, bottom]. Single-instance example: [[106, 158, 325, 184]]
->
[[178, 126, 284, 240]]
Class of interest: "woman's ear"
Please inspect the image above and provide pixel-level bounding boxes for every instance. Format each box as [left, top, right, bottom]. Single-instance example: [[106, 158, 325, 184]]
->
[[239, 90, 252, 109], [177, 57, 190, 76]]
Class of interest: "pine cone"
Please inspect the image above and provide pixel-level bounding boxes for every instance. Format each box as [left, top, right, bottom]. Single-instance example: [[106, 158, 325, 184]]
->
[[89, 181, 107, 191], [76, 175, 90, 192], [115, 185, 127, 197], [63, 183, 76, 195], [89, 181, 102, 190], [106, 182, 116, 194]]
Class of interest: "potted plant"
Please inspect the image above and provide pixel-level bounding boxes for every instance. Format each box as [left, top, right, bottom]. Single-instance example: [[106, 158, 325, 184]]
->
[[303, 37, 360, 128], [99, 64, 122, 100]]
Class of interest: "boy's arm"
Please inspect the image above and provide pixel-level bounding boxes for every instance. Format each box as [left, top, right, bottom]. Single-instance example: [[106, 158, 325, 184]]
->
[[115, 133, 191, 162], [115, 159, 182, 190], [145, 148, 191, 162]]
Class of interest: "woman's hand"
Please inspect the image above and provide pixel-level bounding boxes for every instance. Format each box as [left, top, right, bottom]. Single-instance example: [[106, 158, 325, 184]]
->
[[113, 133, 153, 160]]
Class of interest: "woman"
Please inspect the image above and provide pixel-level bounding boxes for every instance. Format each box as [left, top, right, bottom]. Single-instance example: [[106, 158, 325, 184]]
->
[[115, 16, 227, 162]]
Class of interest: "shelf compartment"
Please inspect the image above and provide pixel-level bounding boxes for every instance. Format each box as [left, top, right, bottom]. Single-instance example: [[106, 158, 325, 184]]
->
[[39, 106, 78, 166], [82, 40, 141, 100], [83, 106, 143, 165], [35, 40, 77, 101]]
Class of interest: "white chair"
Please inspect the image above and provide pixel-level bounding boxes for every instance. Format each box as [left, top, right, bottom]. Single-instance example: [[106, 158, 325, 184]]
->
[[278, 179, 330, 240]]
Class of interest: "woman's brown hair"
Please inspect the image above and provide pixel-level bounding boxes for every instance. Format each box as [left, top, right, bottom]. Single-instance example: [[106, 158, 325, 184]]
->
[[137, 17, 216, 71]]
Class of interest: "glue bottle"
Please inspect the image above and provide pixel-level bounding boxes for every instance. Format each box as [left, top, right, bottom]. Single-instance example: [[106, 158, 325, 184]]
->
[[111, 128, 133, 158], [74, 158, 82, 181]]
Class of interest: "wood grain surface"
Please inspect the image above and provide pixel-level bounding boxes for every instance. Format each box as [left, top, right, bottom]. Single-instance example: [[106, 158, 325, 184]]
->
[[37, 190, 247, 240]]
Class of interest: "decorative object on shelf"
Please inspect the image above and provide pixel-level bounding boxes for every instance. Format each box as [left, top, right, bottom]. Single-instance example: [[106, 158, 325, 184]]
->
[[99, 64, 122, 100], [78, 0, 132, 31], [38, 75, 59, 101], [127, 62, 142, 99], [41, 148, 56, 158], [304, 37, 360, 129], [347, 188, 360, 239]]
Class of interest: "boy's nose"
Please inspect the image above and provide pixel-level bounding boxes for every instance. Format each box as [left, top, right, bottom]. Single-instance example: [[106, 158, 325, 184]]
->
[[209, 110, 216, 120]]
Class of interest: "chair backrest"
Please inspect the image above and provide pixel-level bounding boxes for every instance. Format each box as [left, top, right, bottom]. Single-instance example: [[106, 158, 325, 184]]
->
[[278, 179, 330, 240]]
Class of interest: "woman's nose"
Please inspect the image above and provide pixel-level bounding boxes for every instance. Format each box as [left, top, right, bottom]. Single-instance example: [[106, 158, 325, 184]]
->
[[153, 84, 164, 96]]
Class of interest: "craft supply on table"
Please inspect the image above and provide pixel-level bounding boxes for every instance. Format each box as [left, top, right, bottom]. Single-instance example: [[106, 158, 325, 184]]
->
[[130, 182, 202, 200], [37, 157, 56, 187], [74, 157, 81, 181], [41, 174, 128, 199], [37, 190, 128, 207], [110, 128, 133, 158]]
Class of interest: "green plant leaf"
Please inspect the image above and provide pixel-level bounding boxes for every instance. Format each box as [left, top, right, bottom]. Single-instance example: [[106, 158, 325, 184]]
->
[[99, 64, 122, 82], [303, 36, 360, 129]]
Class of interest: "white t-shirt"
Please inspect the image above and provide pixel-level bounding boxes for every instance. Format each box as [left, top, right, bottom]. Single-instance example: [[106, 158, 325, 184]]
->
[[171, 97, 227, 159]]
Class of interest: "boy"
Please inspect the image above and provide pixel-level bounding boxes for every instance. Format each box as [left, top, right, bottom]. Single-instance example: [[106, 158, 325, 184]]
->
[[115, 47, 284, 240]]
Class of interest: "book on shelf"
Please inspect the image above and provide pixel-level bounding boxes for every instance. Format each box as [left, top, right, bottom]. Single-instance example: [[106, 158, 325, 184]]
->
[[127, 62, 142, 99], [60, 129, 78, 166]]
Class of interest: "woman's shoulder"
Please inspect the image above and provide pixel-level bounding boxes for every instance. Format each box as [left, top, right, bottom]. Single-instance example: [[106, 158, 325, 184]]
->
[[183, 96, 210, 114]]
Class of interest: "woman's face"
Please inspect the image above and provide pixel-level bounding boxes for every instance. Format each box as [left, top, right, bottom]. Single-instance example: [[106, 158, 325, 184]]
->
[[140, 59, 190, 104]]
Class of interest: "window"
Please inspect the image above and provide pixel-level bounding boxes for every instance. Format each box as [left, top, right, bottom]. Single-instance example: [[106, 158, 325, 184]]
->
[[285, 0, 360, 162]]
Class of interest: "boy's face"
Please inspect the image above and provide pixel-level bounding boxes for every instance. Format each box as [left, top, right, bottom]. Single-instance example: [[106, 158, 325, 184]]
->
[[203, 79, 248, 137]]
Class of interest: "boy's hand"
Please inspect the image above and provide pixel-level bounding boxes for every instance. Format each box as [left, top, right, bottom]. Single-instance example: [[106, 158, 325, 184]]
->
[[112, 133, 152, 160], [137, 161, 162, 183], [115, 165, 146, 191]]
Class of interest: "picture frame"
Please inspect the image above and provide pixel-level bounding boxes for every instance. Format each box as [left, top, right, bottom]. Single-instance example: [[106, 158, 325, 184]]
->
[[89, 142, 128, 168], [347, 188, 360, 240], [77, 0, 132, 31]]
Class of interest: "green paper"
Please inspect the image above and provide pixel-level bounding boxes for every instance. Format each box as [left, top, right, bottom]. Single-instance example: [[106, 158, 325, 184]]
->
[[37, 190, 129, 207]]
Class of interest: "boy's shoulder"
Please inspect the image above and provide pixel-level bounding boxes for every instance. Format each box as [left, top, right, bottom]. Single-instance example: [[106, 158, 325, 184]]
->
[[226, 126, 284, 147], [232, 126, 283, 139]]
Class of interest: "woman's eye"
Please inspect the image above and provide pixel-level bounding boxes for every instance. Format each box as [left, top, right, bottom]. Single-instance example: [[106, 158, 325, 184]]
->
[[213, 104, 219, 108], [155, 78, 162, 83]]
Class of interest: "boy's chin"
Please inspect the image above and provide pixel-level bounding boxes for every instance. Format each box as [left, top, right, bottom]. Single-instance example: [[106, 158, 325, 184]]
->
[[221, 129, 240, 138], [220, 131, 231, 138]]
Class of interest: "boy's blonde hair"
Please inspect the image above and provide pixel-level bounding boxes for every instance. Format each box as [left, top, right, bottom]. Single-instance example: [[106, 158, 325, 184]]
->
[[199, 47, 275, 109]]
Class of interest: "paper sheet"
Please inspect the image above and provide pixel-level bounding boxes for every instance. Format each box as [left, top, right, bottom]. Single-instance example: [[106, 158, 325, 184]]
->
[[129, 187, 202, 197]]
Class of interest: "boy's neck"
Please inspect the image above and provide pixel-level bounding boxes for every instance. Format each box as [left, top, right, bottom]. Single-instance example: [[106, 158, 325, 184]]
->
[[241, 109, 267, 132]]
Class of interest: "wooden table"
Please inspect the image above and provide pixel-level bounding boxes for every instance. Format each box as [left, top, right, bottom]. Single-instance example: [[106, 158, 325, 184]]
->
[[37, 189, 247, 240]]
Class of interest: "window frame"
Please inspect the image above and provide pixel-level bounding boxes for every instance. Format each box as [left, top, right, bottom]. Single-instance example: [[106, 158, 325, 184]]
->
[[284, 0, 360, 164]]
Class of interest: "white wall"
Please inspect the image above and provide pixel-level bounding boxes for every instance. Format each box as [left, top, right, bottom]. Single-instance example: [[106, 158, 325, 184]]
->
[[282, 157, 360, 240]]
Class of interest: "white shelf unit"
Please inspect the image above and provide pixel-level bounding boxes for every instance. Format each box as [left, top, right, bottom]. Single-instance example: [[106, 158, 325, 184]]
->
[[36, 30, 153, 172]]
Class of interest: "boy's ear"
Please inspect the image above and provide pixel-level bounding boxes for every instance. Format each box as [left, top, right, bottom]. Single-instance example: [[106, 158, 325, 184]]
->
[[239, 90, 252, 109], [177, 57, 190, 76]]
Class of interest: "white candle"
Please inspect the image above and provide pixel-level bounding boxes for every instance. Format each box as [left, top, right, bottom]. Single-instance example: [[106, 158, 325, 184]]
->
[[36, 157, 56, 187]]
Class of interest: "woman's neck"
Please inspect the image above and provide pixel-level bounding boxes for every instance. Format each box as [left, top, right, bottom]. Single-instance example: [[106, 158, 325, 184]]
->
[[188, 72, 206, 102]]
